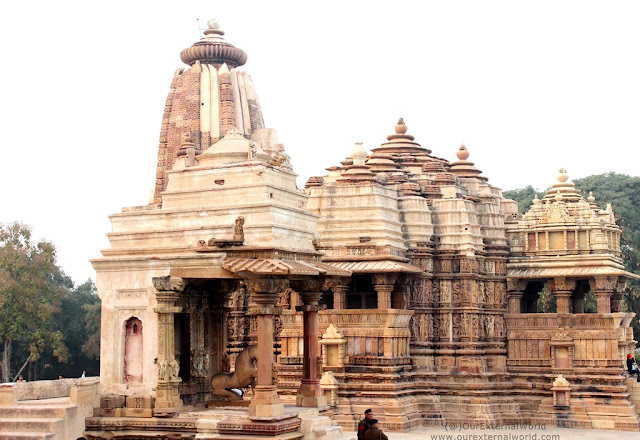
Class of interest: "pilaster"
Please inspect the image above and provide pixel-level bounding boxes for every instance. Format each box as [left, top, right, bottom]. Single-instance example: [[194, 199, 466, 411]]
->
[[152, 276, 185, 416]]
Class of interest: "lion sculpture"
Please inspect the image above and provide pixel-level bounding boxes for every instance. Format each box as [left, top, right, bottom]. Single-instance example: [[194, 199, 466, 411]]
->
[[210, 345, 258, 400]]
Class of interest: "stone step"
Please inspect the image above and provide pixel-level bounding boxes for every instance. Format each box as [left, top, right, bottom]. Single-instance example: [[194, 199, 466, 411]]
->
[[0, 405, 72, 419], [0, 432, 54, 440], [0, 417, 63, 433]]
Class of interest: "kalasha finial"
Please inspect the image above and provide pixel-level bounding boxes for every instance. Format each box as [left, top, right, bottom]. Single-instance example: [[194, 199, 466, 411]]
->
[[207, 18, 221, 30], [533, 194, 541, 205], [555, 190, 563, 202], [557, 168, 569, 183], [456, 143, 470, 161], [395, 118, 408, 134], [587, 191, 596, 203], [351, 142, 367, 166]]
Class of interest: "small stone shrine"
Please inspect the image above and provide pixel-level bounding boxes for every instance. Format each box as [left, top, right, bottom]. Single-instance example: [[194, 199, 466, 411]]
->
[[85, 19, 640, 438]]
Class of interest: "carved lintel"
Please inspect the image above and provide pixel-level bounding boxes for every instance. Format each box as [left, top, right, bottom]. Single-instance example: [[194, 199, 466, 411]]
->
[[153, 276, 186, 293]]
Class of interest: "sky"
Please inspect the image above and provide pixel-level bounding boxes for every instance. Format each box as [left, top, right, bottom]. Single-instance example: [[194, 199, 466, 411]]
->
[[1, 1, 639, 285]]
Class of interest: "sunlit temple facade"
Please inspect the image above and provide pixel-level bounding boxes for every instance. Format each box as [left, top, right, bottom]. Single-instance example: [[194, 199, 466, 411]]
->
[[84, 21, 639, 439]]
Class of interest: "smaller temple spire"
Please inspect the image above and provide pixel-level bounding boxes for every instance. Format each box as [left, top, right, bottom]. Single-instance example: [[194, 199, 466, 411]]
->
[[338, 143, 376, 184], [372, 119, 430, 154], [450, 143, 485, 180], [542, 168, 582, 203]]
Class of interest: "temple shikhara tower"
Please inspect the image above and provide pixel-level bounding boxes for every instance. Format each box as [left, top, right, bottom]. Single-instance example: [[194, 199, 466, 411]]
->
[[85, 20, 640, 439]]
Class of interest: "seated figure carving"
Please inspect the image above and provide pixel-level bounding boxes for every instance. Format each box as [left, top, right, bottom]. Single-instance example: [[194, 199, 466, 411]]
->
[[210, 345, 258, 400]]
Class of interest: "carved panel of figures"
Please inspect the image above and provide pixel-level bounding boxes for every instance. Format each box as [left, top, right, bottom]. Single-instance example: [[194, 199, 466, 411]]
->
[[494, 316, 505, 338], [471, 315, 479, 340], [439, 313, 450, 340], [452, 280, 461, 305], [432, 314, 440, 341], [494, 283, 506, 307], [452, 313, 461, 340], [440, 280, 452, 305], [461, 314, 470, 338], [460, 258, 473, 274], [461, 279, 472, 303], [228, 286, 246, 310], [432, 279, 440, 304], [484, 315, 495, 338], [486, 282, 495, 305], [277, 288, 292, 309]]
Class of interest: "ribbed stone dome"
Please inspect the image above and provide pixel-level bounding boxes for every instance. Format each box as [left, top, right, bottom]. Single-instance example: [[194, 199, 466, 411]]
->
[[180, 20, 247, 67]]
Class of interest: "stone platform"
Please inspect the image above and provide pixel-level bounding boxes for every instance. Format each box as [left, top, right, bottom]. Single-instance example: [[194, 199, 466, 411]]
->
[[84, 404, 353, 440]]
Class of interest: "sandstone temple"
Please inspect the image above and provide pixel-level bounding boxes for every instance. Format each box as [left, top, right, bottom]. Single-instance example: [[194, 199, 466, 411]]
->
[[77, 20, 639, 439]]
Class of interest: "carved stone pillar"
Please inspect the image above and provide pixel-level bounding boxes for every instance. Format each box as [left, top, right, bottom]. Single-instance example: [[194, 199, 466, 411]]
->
[[506, 279, 527, 314], [549, 278, 576, 315], [291, 279, 327, 408], [590, 277, 617, 314], [372, 273, 396, 310], [332, 284, 349, 310], [245, 277, 287, 418], [612, 279, 627, 313], [152, 276, 185, 416]]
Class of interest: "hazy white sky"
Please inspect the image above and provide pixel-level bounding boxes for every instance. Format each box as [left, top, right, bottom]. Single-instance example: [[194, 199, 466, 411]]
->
[[1, 1, 639, 284]]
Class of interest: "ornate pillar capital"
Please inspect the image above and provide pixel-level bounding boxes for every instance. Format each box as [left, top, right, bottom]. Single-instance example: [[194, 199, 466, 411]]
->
[[507, 279, 528, 293], [589, 276, 617, 292], [152, 276, 186, 293], [548, 277, 576, 293]]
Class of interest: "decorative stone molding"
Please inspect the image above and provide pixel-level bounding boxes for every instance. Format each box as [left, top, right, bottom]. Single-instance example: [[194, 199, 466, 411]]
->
[[320, 325, 347, 369], [319, 371, 339, 407], [551, 374, 571, 409]]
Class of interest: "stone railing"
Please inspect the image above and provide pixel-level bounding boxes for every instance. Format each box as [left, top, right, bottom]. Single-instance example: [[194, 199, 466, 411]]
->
[[504, 313, 635, 371], [0, 377, 99, 406], [505, 312, 634, 330], [279, 309, 414, 365]]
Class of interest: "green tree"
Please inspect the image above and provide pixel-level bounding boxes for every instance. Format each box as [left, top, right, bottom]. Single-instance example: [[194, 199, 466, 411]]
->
[[37, 279, 101, 379], [503, 185, 546, 214], [0, 222, 69, 382]]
